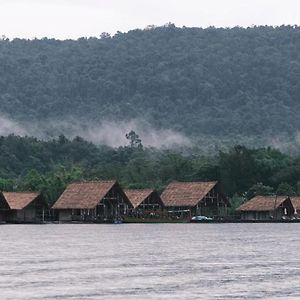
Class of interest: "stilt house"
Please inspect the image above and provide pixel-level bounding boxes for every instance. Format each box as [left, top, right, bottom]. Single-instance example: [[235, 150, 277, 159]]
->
[[124, 189, 164, 218], [52, 181, 132, 222], [161, 181, 229, 219], [237, 195, 294, 220], [0, 192, 48, 223]]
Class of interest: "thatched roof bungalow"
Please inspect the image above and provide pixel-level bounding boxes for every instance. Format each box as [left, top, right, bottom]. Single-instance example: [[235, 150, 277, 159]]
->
[[124, 189, 164, 217], [237, 195, 294, 220], [161, 181, 229, 218], [52, 181, 132, 222], [0, 192, 48, 223]]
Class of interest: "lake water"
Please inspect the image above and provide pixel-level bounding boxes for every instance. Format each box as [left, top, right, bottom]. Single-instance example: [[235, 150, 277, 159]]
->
[[1, 224, 300, 300]]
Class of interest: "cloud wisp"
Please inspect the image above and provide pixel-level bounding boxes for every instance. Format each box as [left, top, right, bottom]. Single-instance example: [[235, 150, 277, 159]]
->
[[0, 116, 192, 148]]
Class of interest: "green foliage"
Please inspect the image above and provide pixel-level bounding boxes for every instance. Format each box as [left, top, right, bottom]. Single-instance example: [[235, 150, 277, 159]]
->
[[219, 146, 258, 195], [2, 26, 300, 145], [20, 166, 83, 204], [246, 182, 274, 199], [1, 135, 300, 203], [3, 26, 300, 202], [276, 182, 296, 196], [0, 178, 15, 191], [228, 195, 246, 216]]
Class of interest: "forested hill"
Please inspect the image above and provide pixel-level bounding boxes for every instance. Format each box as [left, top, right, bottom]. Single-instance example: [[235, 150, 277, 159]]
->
[[1, 25, 300, 147]]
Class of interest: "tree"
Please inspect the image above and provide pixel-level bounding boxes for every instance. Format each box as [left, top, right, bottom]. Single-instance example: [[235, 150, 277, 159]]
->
[[219, 145, 258, 196], [125, 131, 143, 149], [276, 182, 295, 196], [100, 32, 111, 39], [2, 26, 300, 148], [19, 166, 83, 205], [246, 182, 274, 199], [228, 194, 245, 216], [0, 178, 14, 191]]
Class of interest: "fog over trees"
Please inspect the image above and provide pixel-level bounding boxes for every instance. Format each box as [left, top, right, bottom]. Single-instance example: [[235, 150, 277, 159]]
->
[[1, 25, 300, 147], [1, 25, 300, 205]]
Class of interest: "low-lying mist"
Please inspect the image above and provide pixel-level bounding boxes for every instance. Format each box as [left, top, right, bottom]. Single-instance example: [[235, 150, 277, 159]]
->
[[0, 116, 27, 136], [2, 114, 300, 153], [0, 115, 192, 148]]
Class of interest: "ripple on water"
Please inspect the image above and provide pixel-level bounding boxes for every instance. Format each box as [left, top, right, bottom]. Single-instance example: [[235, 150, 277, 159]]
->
[[1, 223, 300, 299]]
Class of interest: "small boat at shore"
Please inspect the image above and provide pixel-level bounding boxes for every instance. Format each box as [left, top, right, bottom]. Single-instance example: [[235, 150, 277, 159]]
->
[[190, 215, 213, 223], [113, 219, 123, 224]]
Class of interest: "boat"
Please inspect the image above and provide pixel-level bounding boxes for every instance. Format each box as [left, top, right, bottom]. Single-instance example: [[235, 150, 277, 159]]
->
[[113, 219, 123, 224], [190, 215, 213, 223]]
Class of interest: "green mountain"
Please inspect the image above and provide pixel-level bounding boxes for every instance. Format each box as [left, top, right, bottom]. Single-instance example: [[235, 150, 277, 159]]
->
[[1, 24, 300, 147]]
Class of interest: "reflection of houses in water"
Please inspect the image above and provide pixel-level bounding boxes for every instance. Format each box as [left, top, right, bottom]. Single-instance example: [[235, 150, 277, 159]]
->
[[124, 189, 164, 218], [52, 181, 132, 222], [161, 181, 229, 219], [0, 192, 49, 223], [237, 195, 294, 220]]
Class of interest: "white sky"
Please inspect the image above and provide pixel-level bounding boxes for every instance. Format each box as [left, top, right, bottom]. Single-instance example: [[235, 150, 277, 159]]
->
[[0, 0, 300, 39]]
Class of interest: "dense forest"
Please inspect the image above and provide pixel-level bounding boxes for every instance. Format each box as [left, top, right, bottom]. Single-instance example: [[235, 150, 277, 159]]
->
[[1, 25, 300, 147], [1, 134, 300, 213], [2, 25, 300, 212]]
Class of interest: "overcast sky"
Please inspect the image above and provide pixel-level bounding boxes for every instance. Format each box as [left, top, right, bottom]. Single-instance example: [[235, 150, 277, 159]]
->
[[0, 0, 300, 39]]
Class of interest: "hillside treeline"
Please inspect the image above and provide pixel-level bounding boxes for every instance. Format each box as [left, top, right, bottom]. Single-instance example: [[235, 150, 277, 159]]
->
[[0, 135, 299, 208], [1, 25, 300, 144]]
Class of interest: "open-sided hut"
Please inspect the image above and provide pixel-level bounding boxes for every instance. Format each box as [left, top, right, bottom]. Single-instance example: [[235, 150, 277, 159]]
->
[[237, 195, 294, 220], [52, 181, 132, 222], [0, 192, 48, 223], [161, 181, 229, 219], [124, 189, 164, 218]]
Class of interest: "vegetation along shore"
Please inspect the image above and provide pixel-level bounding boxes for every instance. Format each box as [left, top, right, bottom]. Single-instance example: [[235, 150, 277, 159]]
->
[[1, 133, 300, 223]]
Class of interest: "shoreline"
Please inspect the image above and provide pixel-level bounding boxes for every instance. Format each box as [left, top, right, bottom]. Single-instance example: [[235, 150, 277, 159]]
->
[[2, 219, 300, 225]]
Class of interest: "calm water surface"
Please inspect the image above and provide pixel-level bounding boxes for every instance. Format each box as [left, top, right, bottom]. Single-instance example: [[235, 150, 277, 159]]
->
[[1, 224, 300, 300]]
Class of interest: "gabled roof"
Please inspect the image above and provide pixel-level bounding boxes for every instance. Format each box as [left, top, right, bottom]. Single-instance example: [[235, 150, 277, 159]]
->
[[124, 189, 161, 209], [2, 192, 40, 210], [237, 195, 290, 211], [52, 181, 129, 209], [291, 197, 300, 211], [161, 181, 218, 207]]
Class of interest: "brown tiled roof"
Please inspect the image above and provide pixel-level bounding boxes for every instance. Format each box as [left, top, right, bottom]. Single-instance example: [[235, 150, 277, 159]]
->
[[52, 181, 124, 209], [124, 189, 155, 208], [291, 197, 300, 211], [161, 181, 218, 207], [237, 195, 289, 211], [2, 192, 40, 210]]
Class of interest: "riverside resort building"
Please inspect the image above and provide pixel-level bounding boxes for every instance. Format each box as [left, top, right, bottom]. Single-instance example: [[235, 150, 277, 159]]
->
[[0, 192, 49, 223], [52, 181, 132, 222], [51, 180, 230, 222], [161, 181, 230, 219], [124, 189, 164, 218], [237, 196, 295, 221], [5, 179, 300, 223]]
